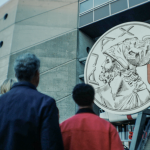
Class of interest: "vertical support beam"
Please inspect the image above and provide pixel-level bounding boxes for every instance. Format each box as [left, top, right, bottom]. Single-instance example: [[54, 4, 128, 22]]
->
[[129, 112, 146, 150]]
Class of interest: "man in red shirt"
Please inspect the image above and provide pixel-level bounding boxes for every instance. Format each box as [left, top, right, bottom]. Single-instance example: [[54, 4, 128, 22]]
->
[[60, 83, 124, 150]]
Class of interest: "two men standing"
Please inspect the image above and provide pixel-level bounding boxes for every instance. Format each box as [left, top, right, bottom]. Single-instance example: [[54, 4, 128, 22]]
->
[[0, 53, 123, 150]]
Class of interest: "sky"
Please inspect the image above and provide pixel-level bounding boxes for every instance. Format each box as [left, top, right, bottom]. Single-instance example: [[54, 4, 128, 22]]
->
[[0, 0, 10, 7]]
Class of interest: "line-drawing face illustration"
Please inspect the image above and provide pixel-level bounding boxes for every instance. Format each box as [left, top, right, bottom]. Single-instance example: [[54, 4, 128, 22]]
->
[[97, 36, 150, 110], [84, 22, 150, 114]]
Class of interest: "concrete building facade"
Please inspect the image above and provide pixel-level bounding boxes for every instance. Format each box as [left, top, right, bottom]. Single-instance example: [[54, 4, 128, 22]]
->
[[0, 0, 95, 123]]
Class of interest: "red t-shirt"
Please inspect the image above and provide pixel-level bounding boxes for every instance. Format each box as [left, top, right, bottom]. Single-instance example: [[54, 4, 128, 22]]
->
[[60, 112, 124, 150]]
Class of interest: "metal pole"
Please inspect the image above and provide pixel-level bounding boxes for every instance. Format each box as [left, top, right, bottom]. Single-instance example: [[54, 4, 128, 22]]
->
[[129, 111, 146, 150]]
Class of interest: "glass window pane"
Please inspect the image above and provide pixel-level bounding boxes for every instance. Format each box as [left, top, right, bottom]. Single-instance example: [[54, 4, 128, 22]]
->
[[94, 0, 109, 7], [94, 5, 109, 21], [129, 0, 147, 7], [80, 0, 93, 13], [79, 12, 93, 27], [111, 0, 128, 15]]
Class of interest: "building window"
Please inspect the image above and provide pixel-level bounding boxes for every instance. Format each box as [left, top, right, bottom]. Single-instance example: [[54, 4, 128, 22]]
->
[[80, 0, 93, 14], [129, 0, 147, 8], [111, 0, 128, 14], [4, 13, 8, 20], [94, 0, 109, 7], [79, 11, 93, 26], [94, 4, 110, 21], [0, 41, 3, 48]]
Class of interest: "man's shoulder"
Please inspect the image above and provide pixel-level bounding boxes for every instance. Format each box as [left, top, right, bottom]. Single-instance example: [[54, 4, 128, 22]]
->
[[60, 115, 78, 131], [60, 113, 112, 131], [1, 86, 55, 106], [60, 114, 77, 124], [36, 90, 53, 99], [33, 90, 56, 105], [60, 113, 111, 124]]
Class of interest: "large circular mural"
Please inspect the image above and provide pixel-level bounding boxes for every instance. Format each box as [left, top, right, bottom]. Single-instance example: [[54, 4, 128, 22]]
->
[[84, 22, 150, 115]]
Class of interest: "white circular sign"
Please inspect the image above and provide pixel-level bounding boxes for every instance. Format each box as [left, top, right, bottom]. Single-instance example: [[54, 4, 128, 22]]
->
[[84, 22, 150, 115]]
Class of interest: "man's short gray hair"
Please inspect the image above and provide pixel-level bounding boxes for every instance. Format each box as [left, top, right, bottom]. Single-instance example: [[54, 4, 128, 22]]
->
[[14, 53, 40, 81]]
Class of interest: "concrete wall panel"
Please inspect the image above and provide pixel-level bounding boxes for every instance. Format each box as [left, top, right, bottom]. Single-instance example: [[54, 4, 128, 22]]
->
[[16, 0, 78, 22], [78, 31, 94, 59], [11, 2, 78, 53], [38, 60, 76, 100], [4, 0, 78, 122], [0, 56, 9, 69], [0, 25, 14, 58], [0, 0, 18, 32], [57, 95, 75, 123], [76, 60, 84, 83], [0, 56, 10, 85], [0, 65, 9, 85], [7, 30, 77, 78], [76, 31, 94, 84]]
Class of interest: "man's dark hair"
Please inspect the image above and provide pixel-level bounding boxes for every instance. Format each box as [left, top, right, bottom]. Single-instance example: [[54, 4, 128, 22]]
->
[[72, 83, 95, 106]]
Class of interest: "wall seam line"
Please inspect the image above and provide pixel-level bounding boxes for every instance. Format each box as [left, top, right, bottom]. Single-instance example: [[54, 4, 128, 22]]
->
[[56, 94, 72, 103], [0, 0, 78, 33], [15, 1, 79, 24], [0, 28, 77, 59], [40, 58, 77, 76]]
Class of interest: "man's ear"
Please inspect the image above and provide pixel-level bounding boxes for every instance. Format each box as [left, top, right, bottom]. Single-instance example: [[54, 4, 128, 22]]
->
[[31, 70, 40, 87], [34, 70, 39, 78], [37, 70, 40, 76]]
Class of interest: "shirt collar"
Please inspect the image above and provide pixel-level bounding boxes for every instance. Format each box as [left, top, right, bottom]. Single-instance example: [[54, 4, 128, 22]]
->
[[76, 108, 96, 115], [11, 81, 37, 90]]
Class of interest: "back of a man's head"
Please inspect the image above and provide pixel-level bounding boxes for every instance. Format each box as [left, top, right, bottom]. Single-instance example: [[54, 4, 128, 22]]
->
[[72, 83, 95, 107], [14, 53, 40, 82]]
